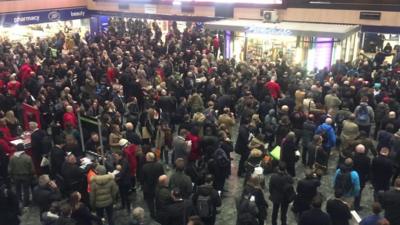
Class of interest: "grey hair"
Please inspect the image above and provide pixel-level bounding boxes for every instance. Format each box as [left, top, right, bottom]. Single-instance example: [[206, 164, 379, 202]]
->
[[132, 207, 145, 221]]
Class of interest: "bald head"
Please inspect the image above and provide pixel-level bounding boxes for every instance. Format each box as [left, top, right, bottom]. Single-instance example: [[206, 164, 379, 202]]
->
[[355, 144, 366, 154], [158, 175, 168, 186], [125, 122, 134, 131], [325, 117, 333, 125], [389, 111, 396, 119]]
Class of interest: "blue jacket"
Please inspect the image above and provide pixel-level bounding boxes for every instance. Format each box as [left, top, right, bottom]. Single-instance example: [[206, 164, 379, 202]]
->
[[333, 169, 361, 197], [316, 123, 336, 149]]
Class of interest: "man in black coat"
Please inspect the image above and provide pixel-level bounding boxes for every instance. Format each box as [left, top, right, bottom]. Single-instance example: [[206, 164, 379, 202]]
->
[[299, 195, 332, 225], [142, 152, 165, 218], [30, 121, 47, 175], [378, 178, 400, 225], [326, 189, 352, 225], [371, 147, 394, 199], [353, 144, 371, 211], [192, 174, 222, 225], [155, 175, 172, 224], [49, 136, 65, 178], [60, 154, 84, 197], [235, 122, 250, 177], [165, 188, 195, 225], [33, 174, 62, 214], [292, 169, 321, 218], [113, 150, 132, 213], [269, 162, 294, 225]]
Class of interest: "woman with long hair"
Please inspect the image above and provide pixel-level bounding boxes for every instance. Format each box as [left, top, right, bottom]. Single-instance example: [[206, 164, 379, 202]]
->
[[4, 110, 19, 137]]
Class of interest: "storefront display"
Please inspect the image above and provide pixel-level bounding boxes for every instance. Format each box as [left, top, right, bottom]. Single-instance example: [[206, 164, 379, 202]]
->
[[0, 8, 91, 44], [206, 19, 360, 71]]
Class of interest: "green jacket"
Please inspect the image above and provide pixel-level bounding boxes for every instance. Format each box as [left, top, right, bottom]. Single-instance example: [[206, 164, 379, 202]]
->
[[90, 174, 118, 208], [8, 152, 35, 181]]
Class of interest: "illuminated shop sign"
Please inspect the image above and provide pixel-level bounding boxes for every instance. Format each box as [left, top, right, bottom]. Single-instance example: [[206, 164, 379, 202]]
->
[[1, 8, 89, 26], [245, 26, 292, 36]]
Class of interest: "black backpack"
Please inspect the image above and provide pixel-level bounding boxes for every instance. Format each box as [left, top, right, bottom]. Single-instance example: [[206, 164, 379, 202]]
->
[[196, 194, 213, 218], [213, 148, 230, 168], [334, 171, 353, 194]]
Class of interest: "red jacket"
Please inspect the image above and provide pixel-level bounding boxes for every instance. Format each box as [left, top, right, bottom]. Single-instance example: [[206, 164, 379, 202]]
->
[[7, 81, 21, 97], [187, 132, 201, 161], [63, 112, 78, 129], [0, 126, 13, 141], [19, 64, 33, 86], [265, 81, 281, 100], [123, 144, 137, 176]]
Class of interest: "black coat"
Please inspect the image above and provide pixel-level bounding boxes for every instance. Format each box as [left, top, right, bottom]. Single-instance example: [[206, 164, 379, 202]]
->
[[50, 146, 65, 176], [33, 185, 62, 213], [352, 153, 371, 187], [165, 199, 195, 225], [0, 188, 20, 225], [371, 155, 394, 191], [326, 199, 351, 225], [71, 203, 101, 225], [299, 208, 332, 225], [269, 171, 294, 204], [192, 184, 222, 218], [116, 158, 131, 186], [31, 129, 46, 157], [235, 125, 249, 155], [142, 161, 165, 198], [379, 189, 400, 225], [281, 139, 297, 167], [242, 184, 268, 221], [293, 178, 320, 214]]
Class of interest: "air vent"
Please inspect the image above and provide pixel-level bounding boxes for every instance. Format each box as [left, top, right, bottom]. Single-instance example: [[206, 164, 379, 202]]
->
[[360, 11, 381, 20]]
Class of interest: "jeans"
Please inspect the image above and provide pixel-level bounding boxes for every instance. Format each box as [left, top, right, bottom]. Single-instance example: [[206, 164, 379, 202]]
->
[[96, 205, 114, 225], [14, 179, 31, 206], [272, 202, 289, 225]]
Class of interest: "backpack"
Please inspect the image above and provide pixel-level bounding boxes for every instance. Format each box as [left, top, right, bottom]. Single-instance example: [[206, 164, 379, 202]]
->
[[334, 171, 353, 194], [237, 194, 259, 225], [196, 194, 213, 218], [356, 105, 370, 124]]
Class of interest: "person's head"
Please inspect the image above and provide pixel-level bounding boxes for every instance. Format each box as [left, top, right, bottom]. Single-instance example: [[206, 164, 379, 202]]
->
[[65, 134, 77, 145], [113, 151, 124, 161], [334, 188, 344, 199], [95, 165, 107, 175], [145, 152, 155, 162], [132, 207, 145, 222], [250, 148, 263, 158], [355, 144, 366, 154], [38, 174, 51, 187], [389, 111, 396, 119], [90, 132, 99, 142], [171, 188, 183, 200], [65, 105, 73, 113], [69, 191, 82, 207], [246, 174, 261, 188], [311, 195, 323, 208], [125, 122, 134, 131], [348, 114, 356, 121], [175, 158, 185, 171], [29, 121, 38, 131], [325, 117, 333, 125], [278, 161, 287, 172], [313, 134, 322, 144], [204, 174, 214, 185], [385, 123, 395, 133], [380, 147, 390, 157], [118, 138, 129, 148], [66, 154, 77, 164], [187, 216, 204, 225], [344, 157, 353, 168], [372, 202, 382, 215], [286, 131, 296, 142], [158, 175, 169, 187], [54, 135, 65, 147]]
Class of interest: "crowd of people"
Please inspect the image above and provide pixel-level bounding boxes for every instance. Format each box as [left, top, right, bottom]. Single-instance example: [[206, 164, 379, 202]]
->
[[0, 17, 400, 225]]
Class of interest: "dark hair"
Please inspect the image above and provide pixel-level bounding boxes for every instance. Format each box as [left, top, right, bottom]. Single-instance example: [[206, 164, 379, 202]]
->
[[372, 202, 382, 215], [175, 158, 185, 171], [334, 188, 344, 198], [54, 135, 64, 145], [311, 195, 323, 208], [278, 161, 286, 172], [204, 174, 214, 184]]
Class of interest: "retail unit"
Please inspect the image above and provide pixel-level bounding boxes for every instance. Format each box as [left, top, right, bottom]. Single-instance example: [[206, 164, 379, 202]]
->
[[205, 19, 360, 71]]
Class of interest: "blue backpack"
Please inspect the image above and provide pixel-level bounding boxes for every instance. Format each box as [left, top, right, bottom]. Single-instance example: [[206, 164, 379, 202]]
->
[[356, 105, 370, 124]]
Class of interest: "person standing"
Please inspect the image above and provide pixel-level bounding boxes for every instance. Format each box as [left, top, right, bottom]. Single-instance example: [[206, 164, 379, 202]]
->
[[354, 96, 374, 135], [165, 188, 196, 225], [333, 158, 360, 208], [360, 202, 384, 225], [8, 144, 35, 207], [90, 165, 118, 225], [172, 129, 191, 164], [155, 175, 172, 224], [301, 114, 316, 165], [292, 169, 321, 219], [269, 162, 294, 225], [378, 178, 400, 225], [280, 132, 298, 177], [120, 139, 138, 191], [315, 118, 336, 158], [113, 150, 132, 213], [192, 175, 221, 225], [235, 121, 251, 177], [326, 189, 352, 225], [29, 121, 47, 175], [265, 76, 281, 101], [371, 147, 394, 199], [169, 158, 193, 199], [142, 152, 165, 218], [0, 183, 21, 225], [352, 144, 371, 211]]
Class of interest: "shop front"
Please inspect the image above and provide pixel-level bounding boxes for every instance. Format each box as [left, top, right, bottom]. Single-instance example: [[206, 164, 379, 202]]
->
[[0, 7, 91, 44], [205, 19, 360, 71]]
